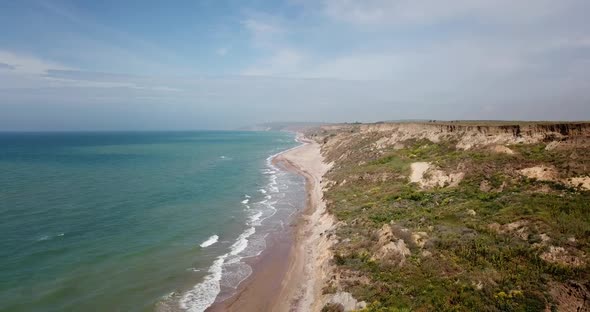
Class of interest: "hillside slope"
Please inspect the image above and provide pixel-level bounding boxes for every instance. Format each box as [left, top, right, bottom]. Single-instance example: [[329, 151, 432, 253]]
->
[[309, 122, 590, 312]]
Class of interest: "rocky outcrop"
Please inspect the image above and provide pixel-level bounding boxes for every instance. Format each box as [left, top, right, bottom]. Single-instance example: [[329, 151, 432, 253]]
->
[[568, 177, 590, 190], [547, 281, 590, 312], [326, 292, 367, 311], [372, 223, 412, 266], [519, 166, 590, 190], [541, 246, 586, 268]]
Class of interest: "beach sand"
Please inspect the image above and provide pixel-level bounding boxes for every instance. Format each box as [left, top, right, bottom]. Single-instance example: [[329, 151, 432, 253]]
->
[[210, 135, 333, 311]]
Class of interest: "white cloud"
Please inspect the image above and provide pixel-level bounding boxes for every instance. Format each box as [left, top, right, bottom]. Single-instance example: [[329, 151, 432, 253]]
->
[[551, 37, 590, 49], [0, 52, 182, 93], [0, 50, 70, 75], [303, 53, 402, 80], [239, 0, 590, 86], [36, 0, 183, 75], [242, 49, 305, 76], [216, 47, 229, 56], [2, 1, 590, 128], [41, 76, 181, 92], [0, 62, 15, 70], [240, 12, 292, 51], [240, 36, 535, 81], [242, 18, 284, 37], [321, 0, 583, 26]]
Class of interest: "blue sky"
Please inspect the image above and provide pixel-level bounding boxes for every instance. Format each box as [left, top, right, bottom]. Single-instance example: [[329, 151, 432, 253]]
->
[[1, 0, 589, 130]]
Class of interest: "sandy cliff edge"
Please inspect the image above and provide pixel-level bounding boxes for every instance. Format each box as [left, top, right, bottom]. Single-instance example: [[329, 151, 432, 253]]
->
[[272, 135, 334, 311]]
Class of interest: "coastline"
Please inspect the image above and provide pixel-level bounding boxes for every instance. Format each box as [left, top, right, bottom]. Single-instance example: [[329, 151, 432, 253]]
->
[[209, 134, 333, 311]]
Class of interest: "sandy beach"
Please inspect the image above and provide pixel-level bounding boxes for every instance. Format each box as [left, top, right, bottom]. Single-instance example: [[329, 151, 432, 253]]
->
[[210, 134, 333, 311]]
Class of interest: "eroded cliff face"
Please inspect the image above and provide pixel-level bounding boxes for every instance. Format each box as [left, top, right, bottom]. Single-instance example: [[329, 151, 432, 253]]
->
[[342, 122, 590, 136], [311, 122, 590, 164]]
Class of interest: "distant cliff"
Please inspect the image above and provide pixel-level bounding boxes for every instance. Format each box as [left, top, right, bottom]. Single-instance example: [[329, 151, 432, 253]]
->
[[238, 122, 328, 132], [311, 121, 590, 160]]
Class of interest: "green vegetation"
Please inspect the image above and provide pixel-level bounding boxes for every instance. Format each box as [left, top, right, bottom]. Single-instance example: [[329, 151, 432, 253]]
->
[[315, 129, 590, 312]]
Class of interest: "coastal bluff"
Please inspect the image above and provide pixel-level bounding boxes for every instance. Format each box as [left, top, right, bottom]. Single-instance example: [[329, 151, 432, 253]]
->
[[305, 121, 590, 312]]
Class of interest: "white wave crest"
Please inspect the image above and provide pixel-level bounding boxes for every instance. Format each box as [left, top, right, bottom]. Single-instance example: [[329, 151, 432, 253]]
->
[[181, 227, 256, 311], [199, 235, 219, 248], [248, 211, 263, 226], [179, 255, 227, 312], [179, 138, 305, 312], [36, 233, 65, 242], [230, 227, 255, 256]]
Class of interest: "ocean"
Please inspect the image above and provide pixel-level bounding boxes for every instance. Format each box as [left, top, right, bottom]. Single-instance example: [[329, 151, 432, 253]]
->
[[0, 131, 305, 312]]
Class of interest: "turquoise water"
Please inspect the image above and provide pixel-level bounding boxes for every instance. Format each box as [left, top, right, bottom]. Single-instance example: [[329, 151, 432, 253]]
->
[[0, 131, 303, 312]]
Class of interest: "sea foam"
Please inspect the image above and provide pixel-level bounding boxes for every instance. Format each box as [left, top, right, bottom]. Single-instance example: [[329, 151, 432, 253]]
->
[[36, 233, 65, 242], [181, 227, 256, 311], [180, 141, 305, 312], [179, 255, 227, 312], [230, 227, 255, 256], [199, 235, 219, 248]]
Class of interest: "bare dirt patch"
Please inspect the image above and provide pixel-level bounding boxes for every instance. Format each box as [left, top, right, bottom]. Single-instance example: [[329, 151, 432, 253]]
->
[[488, 220, 530, 240], [547, 281, 590, 312], [540, 246, 586, 268], [519, 166, 558, 181], [568, 176, 590, 190], [410, 162, 464, 188], [491, 145, 515, 155], [410, 162, 431, 184]]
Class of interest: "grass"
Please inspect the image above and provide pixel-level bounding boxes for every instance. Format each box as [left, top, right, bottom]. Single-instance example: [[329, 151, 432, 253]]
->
[[316, 129, 590, 311]]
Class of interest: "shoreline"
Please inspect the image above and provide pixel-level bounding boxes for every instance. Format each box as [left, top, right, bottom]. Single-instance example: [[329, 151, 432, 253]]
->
[[209, 133, 333, 311]]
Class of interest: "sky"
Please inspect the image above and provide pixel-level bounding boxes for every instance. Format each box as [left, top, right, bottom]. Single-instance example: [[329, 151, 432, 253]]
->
[[0, 0, 589, 130]]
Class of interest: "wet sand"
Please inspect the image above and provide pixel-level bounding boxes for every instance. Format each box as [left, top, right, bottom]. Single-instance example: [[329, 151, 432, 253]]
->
[[209, 135, 332, 311], [207, 221, 295, 311]]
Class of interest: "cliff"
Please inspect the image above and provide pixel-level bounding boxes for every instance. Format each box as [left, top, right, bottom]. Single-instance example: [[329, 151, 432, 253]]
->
[[308, 121, 590, 312]]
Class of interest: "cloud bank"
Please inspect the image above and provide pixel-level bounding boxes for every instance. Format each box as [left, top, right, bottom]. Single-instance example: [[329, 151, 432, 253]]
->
[[0, 0, 589, 130]]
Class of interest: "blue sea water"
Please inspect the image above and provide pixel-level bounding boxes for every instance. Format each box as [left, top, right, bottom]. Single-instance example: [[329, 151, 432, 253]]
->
[[0, 131, 304, 312]]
